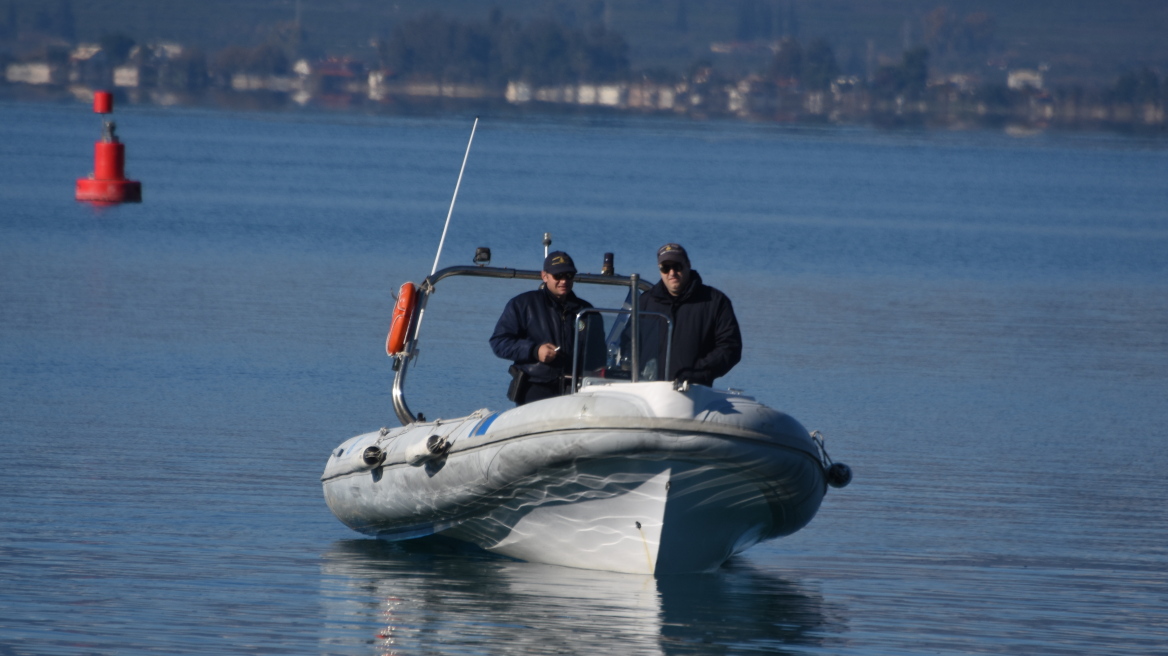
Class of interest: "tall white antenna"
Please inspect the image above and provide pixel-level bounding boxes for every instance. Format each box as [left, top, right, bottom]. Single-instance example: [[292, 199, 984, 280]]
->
[[431, 117, 479, 276]]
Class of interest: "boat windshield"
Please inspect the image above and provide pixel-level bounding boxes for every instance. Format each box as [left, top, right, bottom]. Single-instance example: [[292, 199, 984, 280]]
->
[[571, 308, 671, 390]]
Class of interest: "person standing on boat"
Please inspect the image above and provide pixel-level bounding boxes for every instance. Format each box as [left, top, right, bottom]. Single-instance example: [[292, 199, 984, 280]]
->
[[490, 251, 594, 405], [640, 243, 742, 387]]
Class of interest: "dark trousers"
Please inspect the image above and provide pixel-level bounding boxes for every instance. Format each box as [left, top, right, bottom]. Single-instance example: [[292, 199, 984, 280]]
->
[[516, 379, 561, 405]]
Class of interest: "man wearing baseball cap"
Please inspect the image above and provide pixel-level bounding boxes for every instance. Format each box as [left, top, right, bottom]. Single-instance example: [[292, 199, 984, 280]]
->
[[639, 243, 742, 386], [490, 251, 594, 405]]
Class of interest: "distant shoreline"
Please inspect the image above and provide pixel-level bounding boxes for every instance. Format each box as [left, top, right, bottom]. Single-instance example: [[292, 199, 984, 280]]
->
[[3, 83, 1164, 139]]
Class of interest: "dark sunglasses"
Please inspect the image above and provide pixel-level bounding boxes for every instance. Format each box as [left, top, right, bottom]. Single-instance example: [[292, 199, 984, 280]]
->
[[659, 263, 685, 274], [551, 272, 575, 281]]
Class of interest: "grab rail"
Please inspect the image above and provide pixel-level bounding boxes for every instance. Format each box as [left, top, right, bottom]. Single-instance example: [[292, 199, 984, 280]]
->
[[391, 264, 654, 425]]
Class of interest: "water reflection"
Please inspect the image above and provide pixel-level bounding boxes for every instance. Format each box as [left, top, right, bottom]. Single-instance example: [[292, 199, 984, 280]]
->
[[320, 539, 840, 655]]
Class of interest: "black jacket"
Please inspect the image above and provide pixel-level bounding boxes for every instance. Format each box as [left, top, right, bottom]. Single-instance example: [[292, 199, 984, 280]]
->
[[639, 270, 742, 386], [490, 286, 594, 384]]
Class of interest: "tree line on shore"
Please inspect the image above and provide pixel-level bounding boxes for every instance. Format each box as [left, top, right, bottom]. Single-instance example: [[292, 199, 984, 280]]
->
[[3, 8, 1165, 129], [379, 10, 629, 86]]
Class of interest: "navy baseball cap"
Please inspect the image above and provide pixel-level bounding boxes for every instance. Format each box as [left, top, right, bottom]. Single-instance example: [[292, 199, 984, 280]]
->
[[543, 251, 577, 275], [657, 243, 688, 264]]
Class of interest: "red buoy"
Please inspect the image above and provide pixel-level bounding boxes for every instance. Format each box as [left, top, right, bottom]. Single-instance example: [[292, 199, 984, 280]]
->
[[93, 90, 113, 115], [75, 91, 142, 204]]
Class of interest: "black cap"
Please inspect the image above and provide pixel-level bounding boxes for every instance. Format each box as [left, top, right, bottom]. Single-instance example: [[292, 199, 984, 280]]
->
[[543, 251, 577, 275], [657, 243, 688, 264]]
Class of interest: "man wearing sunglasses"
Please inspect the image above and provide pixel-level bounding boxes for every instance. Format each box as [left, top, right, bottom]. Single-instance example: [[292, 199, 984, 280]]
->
[[490, 251, 594, 405], [640, 243, 742, 387]]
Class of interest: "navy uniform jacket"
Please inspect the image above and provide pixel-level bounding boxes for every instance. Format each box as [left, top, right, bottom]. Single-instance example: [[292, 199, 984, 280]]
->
[[490, 286, 594, 384], [639, 270, 742, 386]]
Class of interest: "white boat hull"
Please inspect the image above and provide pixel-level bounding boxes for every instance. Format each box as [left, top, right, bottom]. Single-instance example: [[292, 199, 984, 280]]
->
[[322, 383, 827, 575]]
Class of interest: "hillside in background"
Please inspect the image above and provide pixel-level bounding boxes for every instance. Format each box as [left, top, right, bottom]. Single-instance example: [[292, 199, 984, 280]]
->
[[2, 0, 1165, 86]]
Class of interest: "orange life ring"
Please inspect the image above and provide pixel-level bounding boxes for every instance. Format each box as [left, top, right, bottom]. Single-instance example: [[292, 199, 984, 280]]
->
[[386, 282, 417, 356]]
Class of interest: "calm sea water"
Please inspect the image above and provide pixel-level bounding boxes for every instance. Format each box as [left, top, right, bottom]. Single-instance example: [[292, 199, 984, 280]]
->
[[1, 100, 1166, 655]]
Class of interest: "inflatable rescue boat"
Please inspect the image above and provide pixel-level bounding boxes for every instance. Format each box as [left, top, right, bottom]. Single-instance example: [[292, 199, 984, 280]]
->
[[322, 256, 851, 575]]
